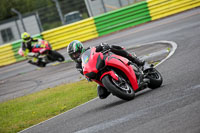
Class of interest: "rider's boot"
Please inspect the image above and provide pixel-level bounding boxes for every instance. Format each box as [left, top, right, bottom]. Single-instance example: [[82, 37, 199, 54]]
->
[[97, 85, 110, 99]]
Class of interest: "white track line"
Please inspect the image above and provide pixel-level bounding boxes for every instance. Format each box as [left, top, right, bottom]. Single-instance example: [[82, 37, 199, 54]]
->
[[154, 41, 177, 67]]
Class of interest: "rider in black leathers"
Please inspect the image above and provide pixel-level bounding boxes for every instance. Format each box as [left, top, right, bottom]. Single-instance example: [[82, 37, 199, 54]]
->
[[67, 40, 144, 99]]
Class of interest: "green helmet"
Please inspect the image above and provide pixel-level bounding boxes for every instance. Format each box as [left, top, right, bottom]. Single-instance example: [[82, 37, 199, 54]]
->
[[21, 32, 31, 42], [67, 40, 85, 62]]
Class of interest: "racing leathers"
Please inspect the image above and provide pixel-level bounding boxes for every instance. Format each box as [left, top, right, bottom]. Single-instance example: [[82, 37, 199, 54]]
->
[[21, 38, 39, 65]]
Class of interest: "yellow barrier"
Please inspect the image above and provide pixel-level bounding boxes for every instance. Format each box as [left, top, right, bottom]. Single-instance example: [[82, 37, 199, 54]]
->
[[147, 0, 200, 20], [0, 43, 16, 67], [42, 18, 98, 50]]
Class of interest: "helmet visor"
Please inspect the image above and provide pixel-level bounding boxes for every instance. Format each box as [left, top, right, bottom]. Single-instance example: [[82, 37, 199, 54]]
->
[[24, 37, 31, 42], [69, 51, 81, 61]]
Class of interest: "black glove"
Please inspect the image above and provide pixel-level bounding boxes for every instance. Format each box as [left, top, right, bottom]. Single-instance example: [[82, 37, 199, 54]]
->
[[100, 43, 110, 50], [86, 77, 92, 82]]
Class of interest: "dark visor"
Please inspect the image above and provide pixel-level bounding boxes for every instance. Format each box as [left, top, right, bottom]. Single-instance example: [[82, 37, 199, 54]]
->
[[70, 52, 81, 60], [24, 37, 31, 40]]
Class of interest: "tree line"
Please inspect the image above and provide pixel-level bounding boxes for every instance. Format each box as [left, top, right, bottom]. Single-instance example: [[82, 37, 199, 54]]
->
[[0, 0, 85, 21]]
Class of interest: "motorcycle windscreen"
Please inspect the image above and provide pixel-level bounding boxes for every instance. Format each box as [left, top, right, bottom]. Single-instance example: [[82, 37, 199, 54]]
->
[[81, 48, 101, 79], [82, 49, 91, 64]]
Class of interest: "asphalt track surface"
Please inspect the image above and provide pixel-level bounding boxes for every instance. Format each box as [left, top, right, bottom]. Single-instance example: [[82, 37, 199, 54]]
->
[[2, 8, 200, 133]]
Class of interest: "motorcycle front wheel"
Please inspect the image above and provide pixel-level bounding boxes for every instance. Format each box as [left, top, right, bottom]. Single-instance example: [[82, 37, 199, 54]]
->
[[38, 61, 46, 67], [102, 75, 135, 101]]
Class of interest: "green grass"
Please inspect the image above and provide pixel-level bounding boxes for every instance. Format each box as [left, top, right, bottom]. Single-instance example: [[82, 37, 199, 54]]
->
[[0, 80, 97, 133]]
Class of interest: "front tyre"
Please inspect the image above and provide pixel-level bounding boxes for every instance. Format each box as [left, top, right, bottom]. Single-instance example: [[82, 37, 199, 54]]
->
[[37, 61, 46, 67], [145, 68, 163, 89], [102, 75, 135, 101]]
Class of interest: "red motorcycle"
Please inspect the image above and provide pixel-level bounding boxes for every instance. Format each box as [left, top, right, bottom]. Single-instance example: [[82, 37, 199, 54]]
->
[[18, 40, 65, 67], [81, 47, 163, 100]]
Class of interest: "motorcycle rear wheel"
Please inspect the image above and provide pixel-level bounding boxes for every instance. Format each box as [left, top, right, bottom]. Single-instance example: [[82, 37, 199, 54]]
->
[[145, 68, 163, 89], [49, 50, 65, 62], [102, 75, 135, 101]]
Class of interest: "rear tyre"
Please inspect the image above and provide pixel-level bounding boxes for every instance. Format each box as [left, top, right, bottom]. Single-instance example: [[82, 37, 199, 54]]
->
[[49, 50, 65, 62], [145, 68, 163, 89], [102, 75, 135, 101]]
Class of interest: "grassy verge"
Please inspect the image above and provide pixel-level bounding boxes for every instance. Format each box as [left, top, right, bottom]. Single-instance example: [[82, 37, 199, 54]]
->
[[0, 80, 97, 133]]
